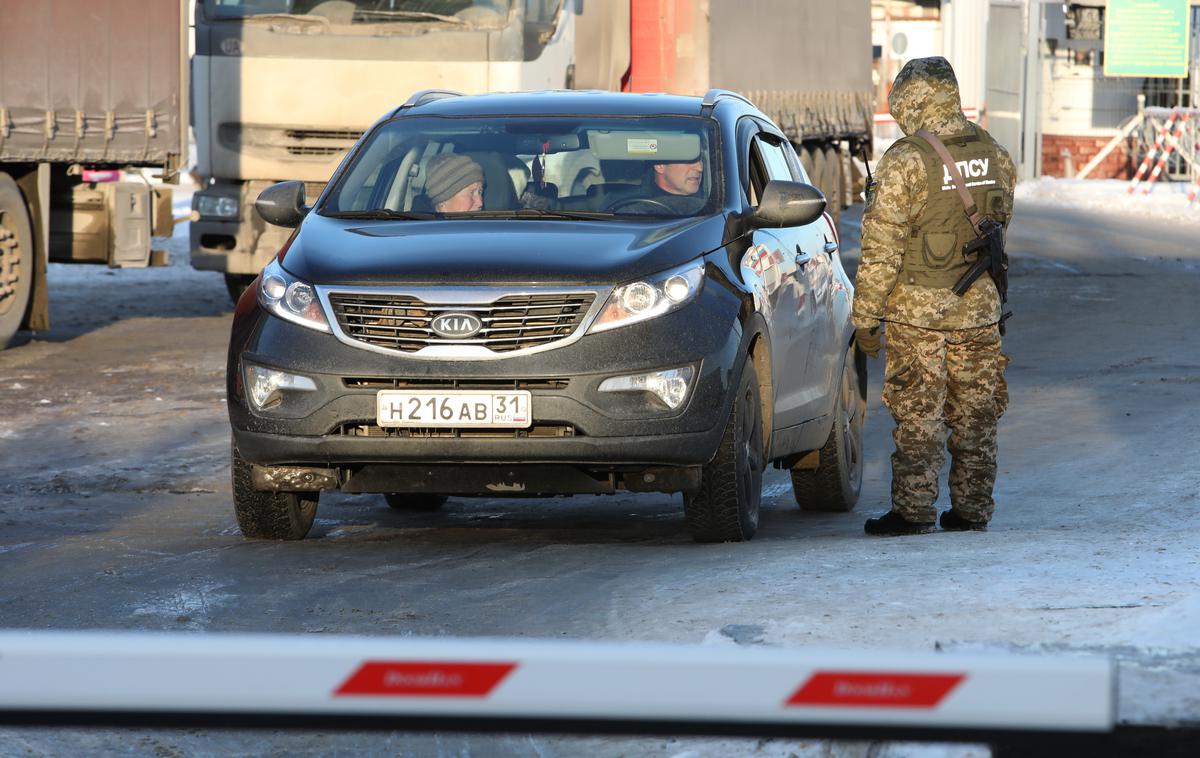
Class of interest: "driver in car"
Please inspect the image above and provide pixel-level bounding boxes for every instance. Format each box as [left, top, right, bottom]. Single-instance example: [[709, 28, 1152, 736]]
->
[[652, 155, 703, 197], [425, 153, 485, 213]]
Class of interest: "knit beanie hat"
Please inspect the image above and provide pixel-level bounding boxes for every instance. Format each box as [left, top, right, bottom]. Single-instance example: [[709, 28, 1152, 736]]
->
[[425, 153, 485, 207]]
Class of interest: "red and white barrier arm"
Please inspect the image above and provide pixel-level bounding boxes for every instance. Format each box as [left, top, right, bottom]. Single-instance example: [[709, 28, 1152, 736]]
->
[[1128, 109, 1179, 193], [0, 631, 1113, 736], [1142, 113, 1191, 194]]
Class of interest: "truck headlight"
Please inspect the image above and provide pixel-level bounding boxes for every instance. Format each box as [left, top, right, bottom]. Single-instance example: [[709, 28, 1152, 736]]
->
[[589, 260, 705, 333], [195, 193, 239, 219], [598, 366, 695, 410], [257, 259, 331, 333]]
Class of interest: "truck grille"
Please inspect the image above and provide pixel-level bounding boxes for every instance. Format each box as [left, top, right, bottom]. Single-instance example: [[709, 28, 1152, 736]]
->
[[218, 124, 362, 160], [327, 292, 596, 355]]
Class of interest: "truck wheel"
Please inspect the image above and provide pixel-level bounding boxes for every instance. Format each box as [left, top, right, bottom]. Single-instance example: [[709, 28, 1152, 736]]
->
[[224, 273, 256, 305], [231, 444, 318, 540], [684, 362, 764, 542], [384, 493, 447, 511], [823, 145, 843, 225], [792, 346, 865, 512], [799, 146, 816, 182], [0, 174, 34, 349]]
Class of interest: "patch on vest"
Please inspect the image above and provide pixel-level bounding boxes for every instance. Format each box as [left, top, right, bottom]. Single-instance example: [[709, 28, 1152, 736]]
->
[[941, 158, 996, 191]]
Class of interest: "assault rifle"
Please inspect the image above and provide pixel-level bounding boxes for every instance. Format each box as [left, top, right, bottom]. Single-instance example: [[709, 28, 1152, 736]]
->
[[951, 216, 1007, 300]]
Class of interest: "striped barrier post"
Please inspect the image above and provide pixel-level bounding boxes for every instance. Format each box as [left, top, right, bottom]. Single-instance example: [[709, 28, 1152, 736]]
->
[[0, 630, 1114, 741], [1142, 112, 1191, 194], [1127, 108, 1178, 194], [1188, 178, 1200, 209]]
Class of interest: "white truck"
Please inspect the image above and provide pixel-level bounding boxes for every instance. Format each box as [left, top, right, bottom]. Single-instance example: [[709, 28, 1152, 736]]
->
[[0, 0, 186, 348], [190, 0, 873, 300]]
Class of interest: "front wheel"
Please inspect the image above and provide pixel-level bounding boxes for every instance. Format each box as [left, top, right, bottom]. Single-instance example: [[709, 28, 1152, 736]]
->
[[231, 444, 318, 540], [684, 361, 764, 542], [0, 173, 35, 349], [791, 345, 865, 512]]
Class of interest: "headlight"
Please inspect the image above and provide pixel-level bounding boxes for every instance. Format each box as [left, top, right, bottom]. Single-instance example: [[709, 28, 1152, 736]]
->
[[589, 260, 705, 333], [257, 259, 331, 332], [195, 193, 239, 219]]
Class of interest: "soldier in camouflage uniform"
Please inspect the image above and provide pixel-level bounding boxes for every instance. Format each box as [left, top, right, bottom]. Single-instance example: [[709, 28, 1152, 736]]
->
[[854, 57, 1016, 536]]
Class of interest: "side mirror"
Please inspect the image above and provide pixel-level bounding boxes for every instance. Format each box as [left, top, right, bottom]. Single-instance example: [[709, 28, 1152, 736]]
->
[[255, 181, 309, 228], [750, 180, 826, 228]]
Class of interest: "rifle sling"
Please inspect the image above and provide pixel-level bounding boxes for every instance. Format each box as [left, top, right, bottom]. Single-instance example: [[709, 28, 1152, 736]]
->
[[914, 128, 985, 231]]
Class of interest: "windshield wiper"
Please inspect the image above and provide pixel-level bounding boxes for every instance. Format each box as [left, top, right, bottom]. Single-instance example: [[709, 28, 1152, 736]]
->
[[353, 10, 467, 24], [322, 209, 435, 221], [462, 209, 617, 221]]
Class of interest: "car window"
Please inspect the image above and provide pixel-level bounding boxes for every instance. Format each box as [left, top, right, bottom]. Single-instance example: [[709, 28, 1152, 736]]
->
[[323, 114, 722, 219], [757, 137, 794, 182], [781, 141, 809, 183]]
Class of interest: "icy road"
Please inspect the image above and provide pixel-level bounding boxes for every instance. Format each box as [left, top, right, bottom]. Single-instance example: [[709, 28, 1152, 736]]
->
[[0, 185, 1198, 756]]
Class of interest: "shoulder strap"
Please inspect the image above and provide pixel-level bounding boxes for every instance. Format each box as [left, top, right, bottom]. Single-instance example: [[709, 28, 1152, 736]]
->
[[915, 128, 985, 231]]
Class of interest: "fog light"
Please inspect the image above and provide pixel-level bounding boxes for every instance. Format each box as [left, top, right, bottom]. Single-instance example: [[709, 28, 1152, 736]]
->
[[598, 366, 695, 410], [245, 365, 317, 411]]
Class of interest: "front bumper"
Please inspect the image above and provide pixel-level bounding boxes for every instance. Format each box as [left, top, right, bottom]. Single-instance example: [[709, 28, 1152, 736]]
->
[[227, 284, 745, 486]]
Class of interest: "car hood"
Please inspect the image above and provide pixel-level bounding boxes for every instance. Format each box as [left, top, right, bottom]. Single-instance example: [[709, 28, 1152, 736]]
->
[[280, 213, 727, 286]]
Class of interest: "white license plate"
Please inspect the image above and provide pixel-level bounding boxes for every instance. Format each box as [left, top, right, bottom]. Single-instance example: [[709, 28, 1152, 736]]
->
[[376, 390, 532, 428]]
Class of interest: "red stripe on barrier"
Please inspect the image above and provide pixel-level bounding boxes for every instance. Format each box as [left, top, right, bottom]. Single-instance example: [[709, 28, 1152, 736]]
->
[[787, 671, 965, 709], [335, 661, 517, 697]]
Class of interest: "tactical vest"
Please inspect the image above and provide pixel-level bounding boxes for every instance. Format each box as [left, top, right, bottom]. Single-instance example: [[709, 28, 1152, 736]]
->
[[899, 124, 1009, 289]]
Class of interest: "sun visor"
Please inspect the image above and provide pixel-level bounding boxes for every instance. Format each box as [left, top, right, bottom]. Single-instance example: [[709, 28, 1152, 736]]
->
[[588, 131, 702, 161]]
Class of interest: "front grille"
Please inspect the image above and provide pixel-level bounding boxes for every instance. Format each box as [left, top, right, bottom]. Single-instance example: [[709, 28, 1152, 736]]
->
[[343, 377, 569, 390], [328, 292, 596, 354], [219, 124, 362, 160], [333, 422, 579, 439]]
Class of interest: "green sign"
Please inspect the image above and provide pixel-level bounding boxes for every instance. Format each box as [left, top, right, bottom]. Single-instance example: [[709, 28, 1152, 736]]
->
[[1104, 0, 1192, 77]]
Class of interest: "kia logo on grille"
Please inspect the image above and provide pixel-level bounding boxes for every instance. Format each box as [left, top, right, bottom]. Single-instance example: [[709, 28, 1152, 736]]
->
[[430, 312, 483, 339]]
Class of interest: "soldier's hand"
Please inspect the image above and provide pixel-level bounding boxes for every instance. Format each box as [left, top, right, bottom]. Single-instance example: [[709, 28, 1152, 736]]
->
[[855, 325, 883, 358]]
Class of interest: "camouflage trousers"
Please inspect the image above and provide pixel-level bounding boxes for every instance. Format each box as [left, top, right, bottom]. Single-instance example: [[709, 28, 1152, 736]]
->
[[882, 323, 1009, 523]]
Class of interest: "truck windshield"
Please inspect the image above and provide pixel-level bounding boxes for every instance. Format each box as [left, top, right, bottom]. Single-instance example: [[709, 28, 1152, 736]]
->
[[200, 0, 513, 25], [323, 115, 721, 220]]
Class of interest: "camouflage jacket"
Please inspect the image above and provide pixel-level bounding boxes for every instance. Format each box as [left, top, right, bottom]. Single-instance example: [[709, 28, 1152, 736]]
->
[[853, 56, 1017, 332]]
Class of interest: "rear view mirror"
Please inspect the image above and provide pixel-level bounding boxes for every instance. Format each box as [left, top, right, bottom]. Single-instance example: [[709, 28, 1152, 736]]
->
[[751, 180, 826, 228], [255, 181, 309, 228]]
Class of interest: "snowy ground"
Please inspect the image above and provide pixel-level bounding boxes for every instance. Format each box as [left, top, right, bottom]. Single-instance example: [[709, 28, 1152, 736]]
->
[[0, 180, 1198, 755], [1015, 177, 1200, 229]]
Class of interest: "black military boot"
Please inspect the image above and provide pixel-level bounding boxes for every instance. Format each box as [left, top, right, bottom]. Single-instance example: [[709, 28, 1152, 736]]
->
[[939, 509, 988, 532], [864, 510, 936, 536]]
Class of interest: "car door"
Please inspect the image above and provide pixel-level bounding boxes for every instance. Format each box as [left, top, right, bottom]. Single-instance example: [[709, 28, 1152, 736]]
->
[[783, 139, 840, 408], [747, 131, 820, 429]]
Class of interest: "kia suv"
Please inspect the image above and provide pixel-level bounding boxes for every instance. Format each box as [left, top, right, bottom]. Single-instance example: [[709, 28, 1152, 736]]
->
[[227, 89, 865, 542]]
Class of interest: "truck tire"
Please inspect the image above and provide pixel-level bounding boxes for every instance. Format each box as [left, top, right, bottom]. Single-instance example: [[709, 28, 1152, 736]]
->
[[231, 443, 318, 540], [225, 273, 257, 305], [384, 493, 447, 511], [792, 346, 865, 512], [799, 146, 816, 183], [823, 145, 843, 226], [684, 361, 764, 542], [0, 173, 35, 349]]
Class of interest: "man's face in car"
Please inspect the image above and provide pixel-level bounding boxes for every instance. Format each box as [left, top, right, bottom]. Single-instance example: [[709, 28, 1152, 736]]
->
[[653, 158, 703, 196], [436, 181, 485, 213]]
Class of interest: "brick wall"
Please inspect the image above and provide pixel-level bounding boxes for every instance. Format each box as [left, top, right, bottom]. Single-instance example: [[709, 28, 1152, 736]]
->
[[1041, 134, 1135, 179]]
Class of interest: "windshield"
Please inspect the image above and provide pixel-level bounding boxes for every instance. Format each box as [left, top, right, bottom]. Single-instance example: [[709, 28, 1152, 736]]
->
[[323, 115, 722, 220], [200, 0, 513, 25]]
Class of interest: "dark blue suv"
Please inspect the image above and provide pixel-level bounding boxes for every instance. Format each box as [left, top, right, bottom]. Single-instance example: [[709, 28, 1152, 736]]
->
[[227, 89, 865, 542]]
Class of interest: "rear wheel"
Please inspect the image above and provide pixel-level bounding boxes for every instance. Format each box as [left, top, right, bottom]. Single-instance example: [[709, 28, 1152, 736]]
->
[[684, 362, 764, 542], [792, 346, 865, 512], [231, 444, 318, 540], [0, 173, 34, 349], [384, 493, 447, 511]]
